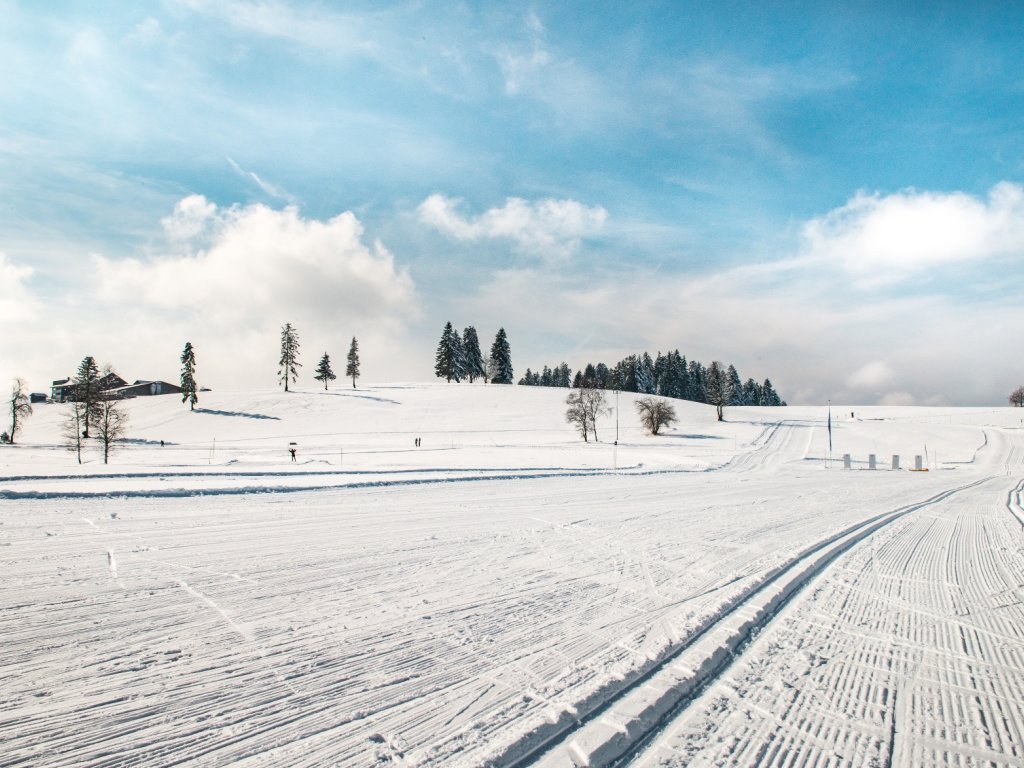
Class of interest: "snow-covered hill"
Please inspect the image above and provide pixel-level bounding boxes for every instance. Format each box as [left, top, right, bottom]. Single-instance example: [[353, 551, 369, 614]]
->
[[2, 384, 1023, 766]]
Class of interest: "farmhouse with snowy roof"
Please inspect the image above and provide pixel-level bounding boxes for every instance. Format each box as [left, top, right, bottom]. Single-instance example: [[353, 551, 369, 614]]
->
[[51, 373, 182, 403]]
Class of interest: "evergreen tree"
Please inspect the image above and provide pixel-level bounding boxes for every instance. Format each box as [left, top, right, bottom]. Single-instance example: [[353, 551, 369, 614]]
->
[[346, 337, 360, 388], [488, 328, 514, 384], [688, 360, 706, 403], [462, 327, 486, 383], [636, 352, 656, 394], [705, 360, 727, 421], [180, 341, 198, 410], [278, 322, 301, 392], [518, 368, 534, 386], [742, 378, 761, 406], [434, 322, 462, 382], [594, 363, 610, 389], [762, 378, 780, 406], [314, 352, 337, 390], [726, 364, 743, 406], [74, 356, 102, 437], [453, 330, 468, 381], [675, 356, 692, 403], [657, 351, 678, 398], [556, 363, 572, 387]]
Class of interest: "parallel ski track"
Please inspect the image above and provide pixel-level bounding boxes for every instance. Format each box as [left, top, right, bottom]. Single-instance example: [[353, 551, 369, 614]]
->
[[1006, 478, 1024, 530], [498, 478, 987, 768], [633, 473, 1024, 767]]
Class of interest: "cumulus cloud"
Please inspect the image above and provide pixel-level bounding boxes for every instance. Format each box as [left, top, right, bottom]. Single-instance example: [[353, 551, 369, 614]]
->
[[161, 194, 217, 241], [802, 182, 1024, 284], [98, 197, 415, 329], [20, 197, 422, 390], [418, 194, 607, 261]]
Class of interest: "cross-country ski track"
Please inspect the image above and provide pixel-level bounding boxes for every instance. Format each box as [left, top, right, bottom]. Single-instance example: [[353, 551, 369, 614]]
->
[[1, 385, 1022, 767]]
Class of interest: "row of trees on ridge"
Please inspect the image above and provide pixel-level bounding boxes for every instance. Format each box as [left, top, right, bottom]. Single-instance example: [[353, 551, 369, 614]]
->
[[434, 324, 513, 384], [521, 350, 784, 420]]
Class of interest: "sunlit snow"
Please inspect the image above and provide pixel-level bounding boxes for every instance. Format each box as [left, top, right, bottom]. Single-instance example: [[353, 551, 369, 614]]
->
[[2, 384, 1022, 766]]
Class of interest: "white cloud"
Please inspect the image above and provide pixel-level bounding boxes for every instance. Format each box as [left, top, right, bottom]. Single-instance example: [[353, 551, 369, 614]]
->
[[0, 252, 38, 327], [458, 252, 1024, 407], [226, 157, 295, 203], [418, 194, 607, 261], [98, 197, 415, 328], [161, 194, 217, 241], [878, 391, 917, 407], [847, 361, 894, 390], [25, 198, 422, 390], [802, 182, 1024, 284]]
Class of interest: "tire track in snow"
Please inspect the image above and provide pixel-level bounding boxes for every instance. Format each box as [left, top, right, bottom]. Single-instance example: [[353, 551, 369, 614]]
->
[[498, 479, 987, 768]]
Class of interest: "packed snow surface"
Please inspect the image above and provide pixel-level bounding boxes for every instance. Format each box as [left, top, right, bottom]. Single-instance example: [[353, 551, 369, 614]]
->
[[1, 384, 1022, 767]]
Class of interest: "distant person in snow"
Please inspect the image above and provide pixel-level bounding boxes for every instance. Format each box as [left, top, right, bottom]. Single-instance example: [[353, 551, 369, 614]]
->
[[289, 446, 297, 462]]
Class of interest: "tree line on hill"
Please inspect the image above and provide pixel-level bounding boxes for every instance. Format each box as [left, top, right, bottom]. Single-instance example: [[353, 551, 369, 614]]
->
[[434, 323, 514, 384], [520, 350, 784, 420]]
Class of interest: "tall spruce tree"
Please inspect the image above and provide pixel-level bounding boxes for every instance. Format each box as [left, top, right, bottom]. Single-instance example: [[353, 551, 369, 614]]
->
[[314, 352, 337, 390], [636, 352, 656, 394], [74, 356, 101, 438], [180, 342, 198, 410], [346, 337, 360, 388], [705, 361, 727, 421], [434, 322, 462, 382], [278, 323, 301, 392], [488, 327, 513, 384], [726, 364, 743, 406], [462, 326, 486, 383]]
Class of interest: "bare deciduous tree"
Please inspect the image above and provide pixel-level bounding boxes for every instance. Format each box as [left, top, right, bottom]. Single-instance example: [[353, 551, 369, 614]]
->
[[7, 377, 33, 444], [635, 395, 677, 435], [566, 387, 609, 442], [1010, 386, 1024, 407], [63, 401, 87, 464], [96, 395, 128, 464]]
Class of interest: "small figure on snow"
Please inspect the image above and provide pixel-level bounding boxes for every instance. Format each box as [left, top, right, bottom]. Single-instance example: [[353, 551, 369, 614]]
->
[[289, 446, 297, 462]]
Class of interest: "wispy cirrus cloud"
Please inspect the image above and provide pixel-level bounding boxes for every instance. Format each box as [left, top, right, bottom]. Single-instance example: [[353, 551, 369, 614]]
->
[[417, 194, 607, 261], [227, 157, 295, 204]]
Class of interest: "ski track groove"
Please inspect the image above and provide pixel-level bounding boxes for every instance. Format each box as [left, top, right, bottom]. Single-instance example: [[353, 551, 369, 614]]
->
[[502, 480, 986, 767], [3, 418, 1023, 767], [632, 468, 1024, 767]]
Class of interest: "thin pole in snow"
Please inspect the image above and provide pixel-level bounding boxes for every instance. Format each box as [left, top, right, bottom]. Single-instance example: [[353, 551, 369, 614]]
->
[[827, 400, 832, 469], [615, 389, 620, 445]]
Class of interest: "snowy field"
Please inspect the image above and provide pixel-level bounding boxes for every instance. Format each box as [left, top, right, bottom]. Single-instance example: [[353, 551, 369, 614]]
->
[[2, 384, 1023, 767]]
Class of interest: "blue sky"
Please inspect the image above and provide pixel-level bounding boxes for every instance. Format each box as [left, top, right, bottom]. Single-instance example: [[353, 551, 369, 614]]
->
[[2, 1, 1024, 404]]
